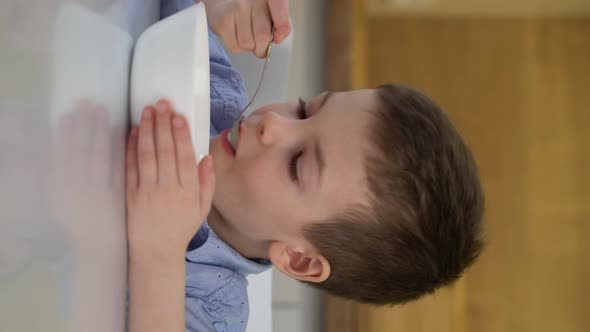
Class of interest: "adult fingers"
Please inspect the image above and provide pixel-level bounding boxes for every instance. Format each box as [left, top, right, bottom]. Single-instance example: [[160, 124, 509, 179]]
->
[[235, 3, 255, 51], [267, 0, 290, 43], [216, 15, 240, 53], [252, 1, 272, 58]]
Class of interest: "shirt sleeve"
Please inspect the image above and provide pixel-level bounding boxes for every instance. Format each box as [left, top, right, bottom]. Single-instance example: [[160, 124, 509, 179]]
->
[[208, 30, 248, 134], [160, 0, 195, 19]]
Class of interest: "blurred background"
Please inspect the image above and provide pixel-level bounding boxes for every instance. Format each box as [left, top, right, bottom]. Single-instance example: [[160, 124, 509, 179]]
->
[[280, 0, 590, 331]]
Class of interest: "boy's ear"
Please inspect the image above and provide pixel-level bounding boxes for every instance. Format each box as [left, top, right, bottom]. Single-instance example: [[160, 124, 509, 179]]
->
[[268, 241, 331, 283]]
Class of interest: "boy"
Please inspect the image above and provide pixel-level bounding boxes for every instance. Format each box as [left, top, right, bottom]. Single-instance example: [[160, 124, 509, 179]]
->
[[127, 1, 485, 332]]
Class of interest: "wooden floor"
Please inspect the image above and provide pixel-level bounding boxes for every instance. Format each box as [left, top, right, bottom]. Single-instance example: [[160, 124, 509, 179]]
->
[[351, 16, 590, 332]]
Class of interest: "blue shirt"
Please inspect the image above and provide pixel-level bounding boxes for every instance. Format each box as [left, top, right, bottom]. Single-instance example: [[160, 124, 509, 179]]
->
[[161, 2, 272, 332], [185, 223, 271, 332]]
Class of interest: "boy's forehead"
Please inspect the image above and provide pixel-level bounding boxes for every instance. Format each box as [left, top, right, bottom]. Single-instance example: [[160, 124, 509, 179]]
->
[[316, 89, 376, 141], [318, 90, 377, 131], [311, 90, 374, 213], [324, 89, 377, 113]]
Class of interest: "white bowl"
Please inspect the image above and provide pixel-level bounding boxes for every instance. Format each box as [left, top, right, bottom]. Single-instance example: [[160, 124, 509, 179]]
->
[[130, 3, 210, 162]]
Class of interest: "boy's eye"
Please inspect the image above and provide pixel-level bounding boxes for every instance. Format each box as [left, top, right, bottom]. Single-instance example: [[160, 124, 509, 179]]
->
[[290, 97, 308, 182], [290, 151, 302, 182], [296, 97, 308, 120]]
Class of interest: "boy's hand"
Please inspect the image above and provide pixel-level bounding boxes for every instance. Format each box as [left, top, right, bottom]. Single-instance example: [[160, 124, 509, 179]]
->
[[200, 0, 291, 58], [126, 100, 215, 264]]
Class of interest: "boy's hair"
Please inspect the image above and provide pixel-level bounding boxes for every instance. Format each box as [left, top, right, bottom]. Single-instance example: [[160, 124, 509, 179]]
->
[[302, 84, 485, 305]]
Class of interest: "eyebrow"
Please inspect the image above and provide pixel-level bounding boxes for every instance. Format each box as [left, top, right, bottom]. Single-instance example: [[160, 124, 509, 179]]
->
[[312, 92, 333, 190]]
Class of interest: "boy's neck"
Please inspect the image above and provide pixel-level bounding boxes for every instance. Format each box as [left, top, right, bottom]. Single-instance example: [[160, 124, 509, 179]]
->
[[207, 206, 269, 260]]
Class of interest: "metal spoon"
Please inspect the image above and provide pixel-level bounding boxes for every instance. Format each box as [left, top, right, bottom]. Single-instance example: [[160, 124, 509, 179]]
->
[[228, 26, 275, 150]]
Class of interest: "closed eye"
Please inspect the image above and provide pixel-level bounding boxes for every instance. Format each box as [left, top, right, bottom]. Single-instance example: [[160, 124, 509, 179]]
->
[[290, 98, 308, 181], [290, 150, 303, 182], [296, 97, 308, 120]]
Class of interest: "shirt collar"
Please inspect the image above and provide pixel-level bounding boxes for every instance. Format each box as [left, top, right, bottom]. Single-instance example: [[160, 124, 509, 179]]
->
[[186, 221, 272, 276]]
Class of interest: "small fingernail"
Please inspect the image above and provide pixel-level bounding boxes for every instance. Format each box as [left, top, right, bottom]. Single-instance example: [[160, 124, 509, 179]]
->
[[143, 107, 152, 119], [275, 28, 286, 40], [130, 127, 138, 136], [173, 116, 184, 128]]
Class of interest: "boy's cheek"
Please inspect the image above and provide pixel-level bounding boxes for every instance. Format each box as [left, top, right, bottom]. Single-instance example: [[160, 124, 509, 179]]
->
[[215, 172, 266, 210], [235, 163, 274, 193], [214, 156, 279, 208]]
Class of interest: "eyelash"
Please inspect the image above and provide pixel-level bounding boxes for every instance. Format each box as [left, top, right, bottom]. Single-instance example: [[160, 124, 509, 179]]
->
[[296, 97, 308, 120], [290, 98, 308, 182]]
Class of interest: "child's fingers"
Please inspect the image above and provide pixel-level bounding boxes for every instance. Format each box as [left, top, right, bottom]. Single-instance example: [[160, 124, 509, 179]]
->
[[235, 4, 255, 51], [252, 2, 272, 58], [198, 155, 216, 219], [171, 114, 199, 188], [267, 0, 290, 43], [154, 100, 177, 185], [137, 107, 157, 185], [126, 127, 139, 191]]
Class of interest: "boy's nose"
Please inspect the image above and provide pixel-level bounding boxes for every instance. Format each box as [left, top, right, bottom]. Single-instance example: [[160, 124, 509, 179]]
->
[[248, 111, 291, 147]]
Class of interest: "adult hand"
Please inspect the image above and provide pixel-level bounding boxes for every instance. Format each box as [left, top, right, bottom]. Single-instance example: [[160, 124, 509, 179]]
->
[[267, 0, 291, 43], [200, 0, 291, 58]]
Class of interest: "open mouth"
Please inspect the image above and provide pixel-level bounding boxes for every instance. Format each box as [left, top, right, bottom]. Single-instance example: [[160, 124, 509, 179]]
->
[[221, 128, 236, 156], [226, 130, 236, 153], [227, 129, 237, 151], [228, 120, 241, 151]]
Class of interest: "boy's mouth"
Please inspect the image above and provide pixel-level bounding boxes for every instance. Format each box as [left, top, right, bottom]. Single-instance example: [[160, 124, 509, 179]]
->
[[219, 129, 236, 157], [227, 130, 236, 150], [226, 130, 236, 154], [228, 120, 241, 151]]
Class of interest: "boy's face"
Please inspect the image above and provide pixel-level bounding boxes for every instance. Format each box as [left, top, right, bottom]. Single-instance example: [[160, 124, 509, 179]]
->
[[208, 89, 376, 252]]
